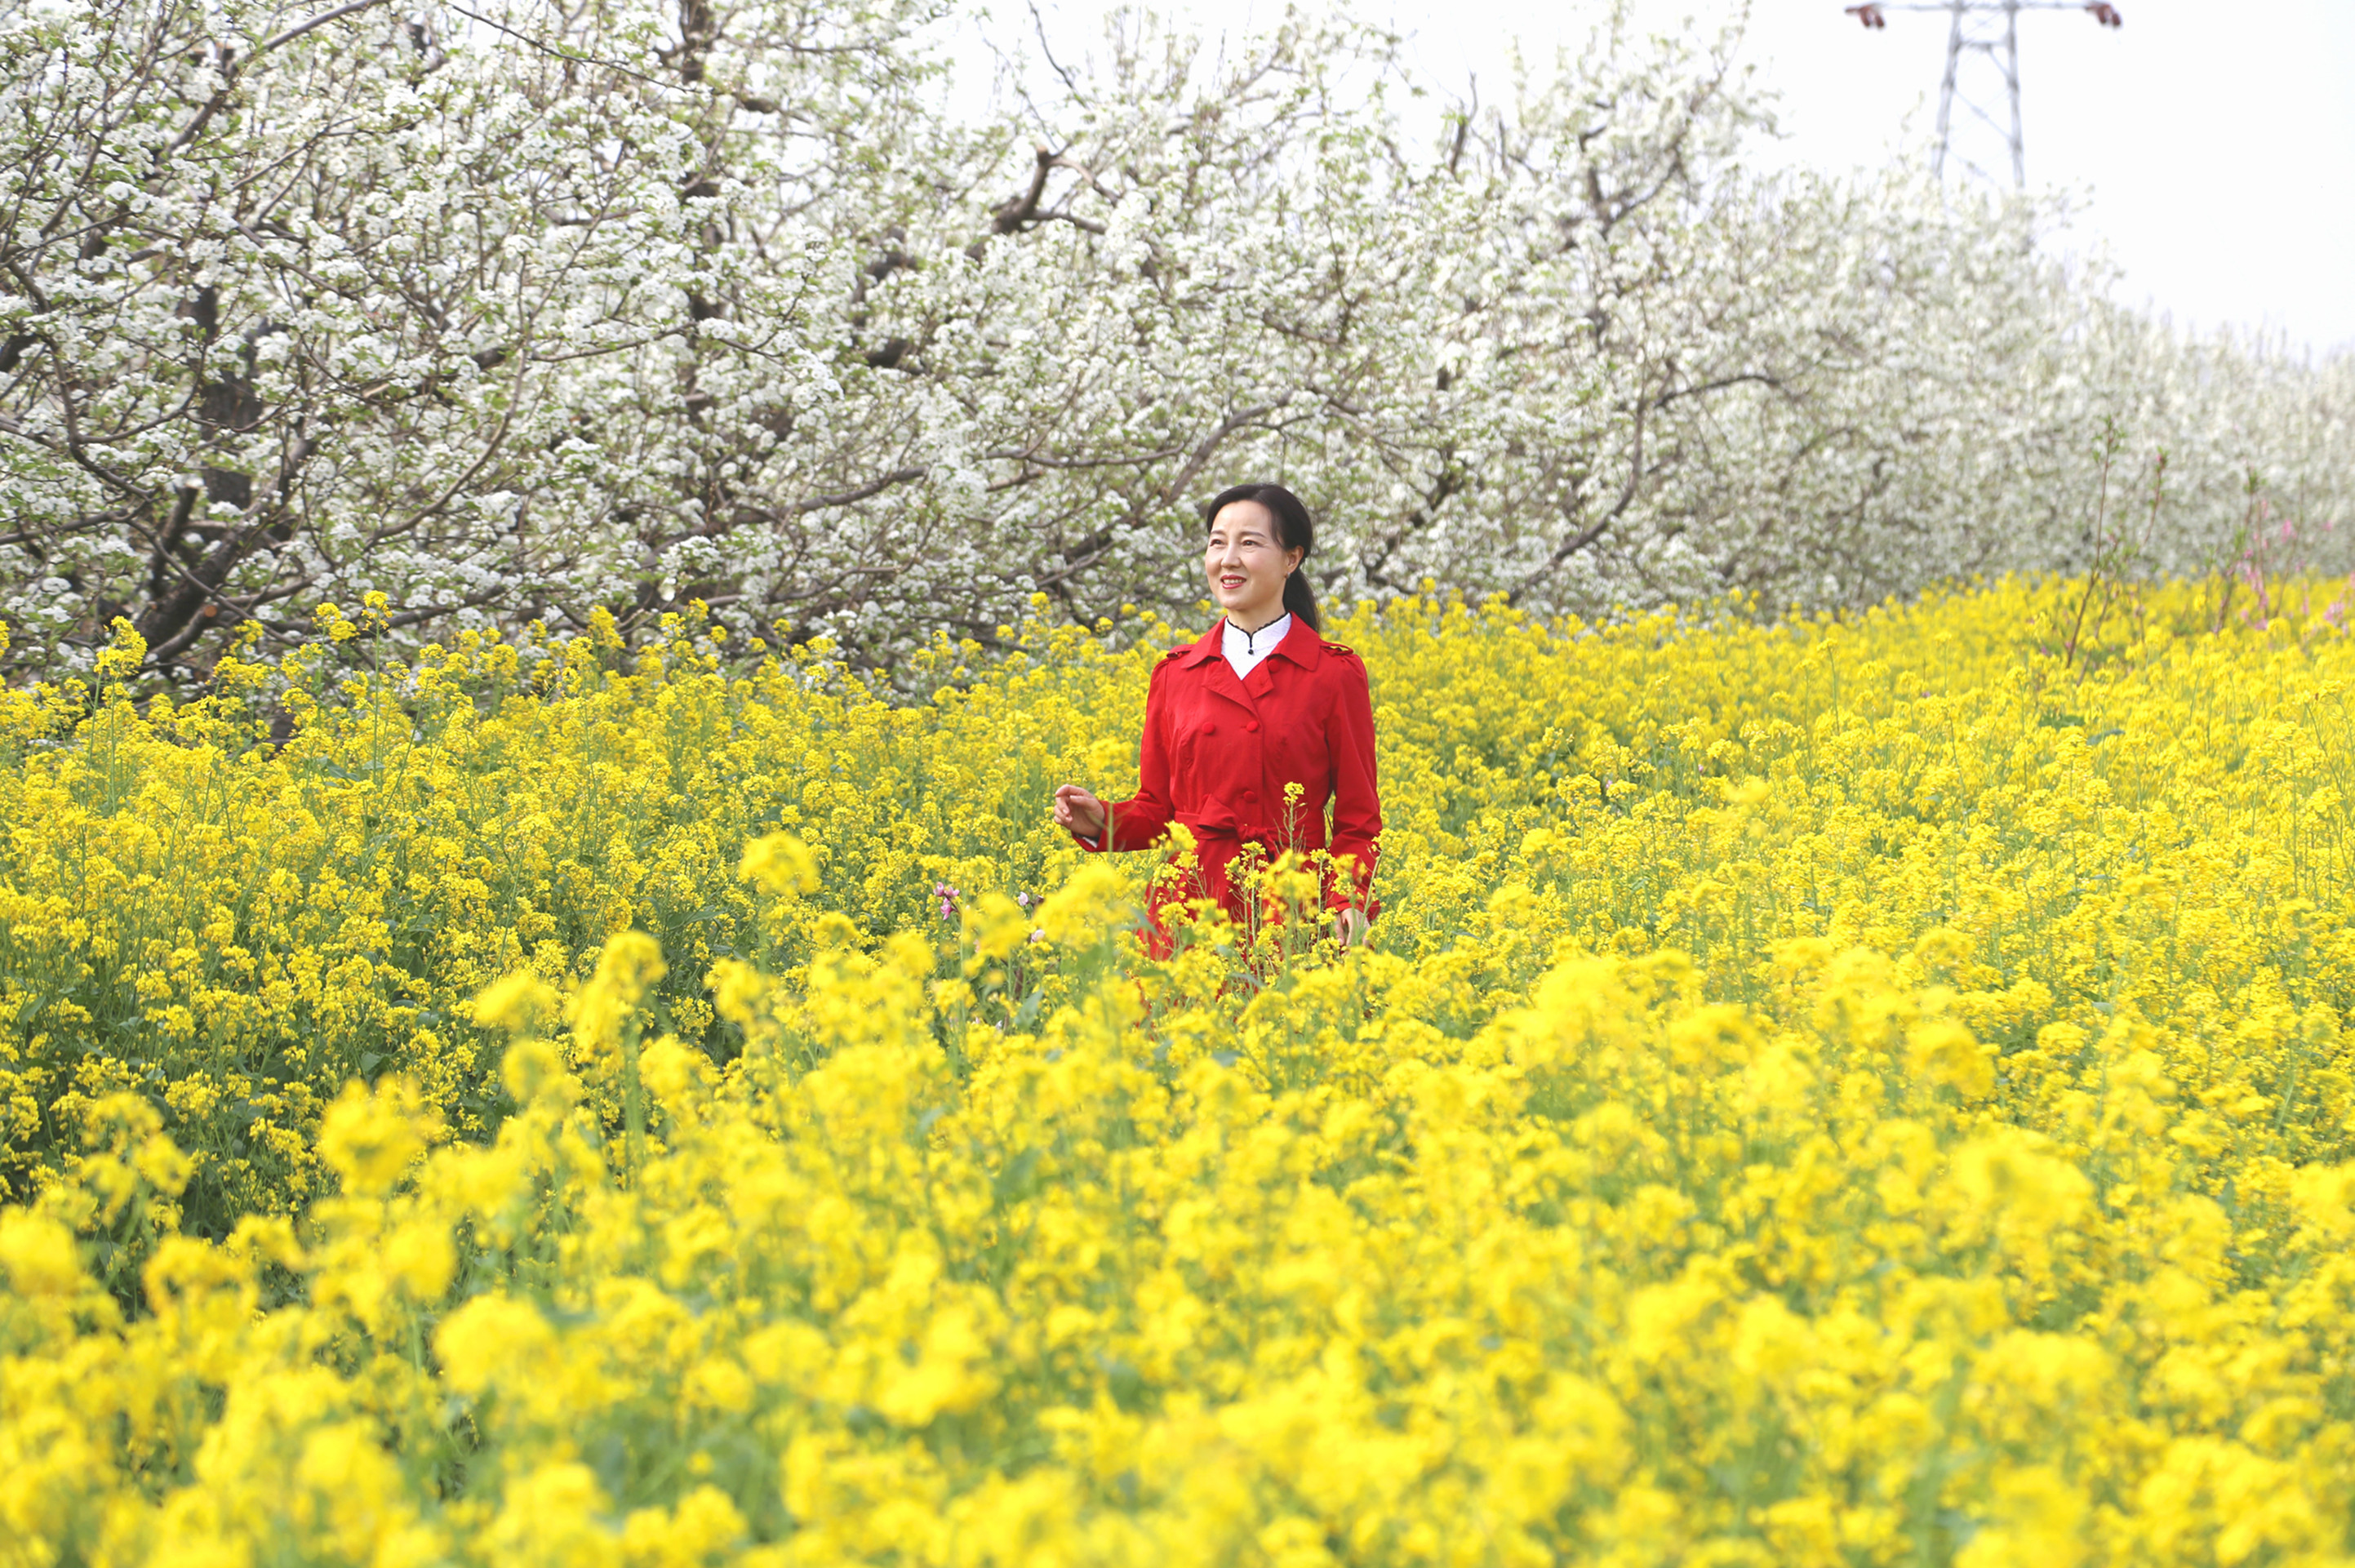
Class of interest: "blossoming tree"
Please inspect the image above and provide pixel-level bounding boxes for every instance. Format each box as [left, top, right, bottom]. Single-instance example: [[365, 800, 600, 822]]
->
[[3, 0, 2349, 680]]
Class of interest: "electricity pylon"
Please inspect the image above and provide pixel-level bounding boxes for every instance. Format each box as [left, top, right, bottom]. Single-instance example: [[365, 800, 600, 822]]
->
[[1844, 3, 2123, 188]]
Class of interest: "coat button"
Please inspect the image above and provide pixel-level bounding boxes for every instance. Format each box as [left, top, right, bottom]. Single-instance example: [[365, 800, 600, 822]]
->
[[1245, 719, 1260, 732], [1202, 722, 1215, 735], [1243, 788, 1257, 802]]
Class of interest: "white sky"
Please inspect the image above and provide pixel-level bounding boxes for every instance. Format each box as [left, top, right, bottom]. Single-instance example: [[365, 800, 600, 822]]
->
[[963, 0, 2355, 355]]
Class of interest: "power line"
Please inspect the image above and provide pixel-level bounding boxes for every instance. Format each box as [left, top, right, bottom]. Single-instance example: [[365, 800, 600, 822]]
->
[[1843, 3, 2123, 188]]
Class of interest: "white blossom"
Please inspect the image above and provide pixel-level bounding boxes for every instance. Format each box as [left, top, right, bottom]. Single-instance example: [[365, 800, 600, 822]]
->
[[0, 0, 2348, 682]]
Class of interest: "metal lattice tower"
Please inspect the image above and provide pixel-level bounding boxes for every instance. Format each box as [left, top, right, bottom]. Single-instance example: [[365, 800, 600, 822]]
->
[[1844, 4, 2122, 188]]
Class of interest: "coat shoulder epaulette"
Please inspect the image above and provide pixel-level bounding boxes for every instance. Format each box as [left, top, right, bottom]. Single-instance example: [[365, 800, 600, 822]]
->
[[1320, 640, 1357, 659], [1158, 645, 1190, 663]]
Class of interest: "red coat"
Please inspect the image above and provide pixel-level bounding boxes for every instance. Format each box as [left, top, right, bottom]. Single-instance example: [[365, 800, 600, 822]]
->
[[1079, 617, 1382, 952]]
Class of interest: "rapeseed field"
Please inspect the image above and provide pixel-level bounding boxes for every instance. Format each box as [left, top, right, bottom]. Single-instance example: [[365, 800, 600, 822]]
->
[[5, 578, 2355, 1566]]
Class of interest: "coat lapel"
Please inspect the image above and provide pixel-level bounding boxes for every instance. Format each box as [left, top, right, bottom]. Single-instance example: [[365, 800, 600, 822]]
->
[[1183, 621, 1263, 715], [1246, 615, 1323, 700]]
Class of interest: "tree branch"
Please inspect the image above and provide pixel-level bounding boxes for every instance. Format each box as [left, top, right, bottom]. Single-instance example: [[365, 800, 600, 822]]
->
[[256, 0, 386, 59]]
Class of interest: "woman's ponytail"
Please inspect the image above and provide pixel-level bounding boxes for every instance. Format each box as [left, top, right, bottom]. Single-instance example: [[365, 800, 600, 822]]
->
[[1281, 567, 1321, 633], [1204, 481, 1322, 634]]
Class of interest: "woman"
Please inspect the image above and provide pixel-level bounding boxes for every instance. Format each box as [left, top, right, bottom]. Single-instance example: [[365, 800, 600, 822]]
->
[[1052, 482, 1381, 955]]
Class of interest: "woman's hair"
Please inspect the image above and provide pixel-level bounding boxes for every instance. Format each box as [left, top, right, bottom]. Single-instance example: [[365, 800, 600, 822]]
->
[[1202, 482, 1320, 633]]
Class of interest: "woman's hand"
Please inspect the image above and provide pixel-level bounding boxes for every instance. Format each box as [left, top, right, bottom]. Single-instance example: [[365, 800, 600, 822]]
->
[[1052, 784, 1107, 841], [1333, 907, 1369, 949]]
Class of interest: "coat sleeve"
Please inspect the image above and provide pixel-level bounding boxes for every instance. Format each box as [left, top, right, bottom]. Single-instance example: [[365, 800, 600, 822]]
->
[[1324, 652, 1383, 917], [1073, 657, 1177, 853]]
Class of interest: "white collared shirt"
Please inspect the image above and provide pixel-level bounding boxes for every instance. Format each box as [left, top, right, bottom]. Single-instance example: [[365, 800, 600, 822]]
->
[[1222, 612, 1291, 682]]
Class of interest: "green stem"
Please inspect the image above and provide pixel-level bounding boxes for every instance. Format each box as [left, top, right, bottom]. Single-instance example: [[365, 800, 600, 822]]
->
[[622, 1026, 646, 1177]]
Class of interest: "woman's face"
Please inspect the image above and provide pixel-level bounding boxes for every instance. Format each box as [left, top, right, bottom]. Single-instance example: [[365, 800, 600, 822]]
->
[[1204, 500, 1303, 626]]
